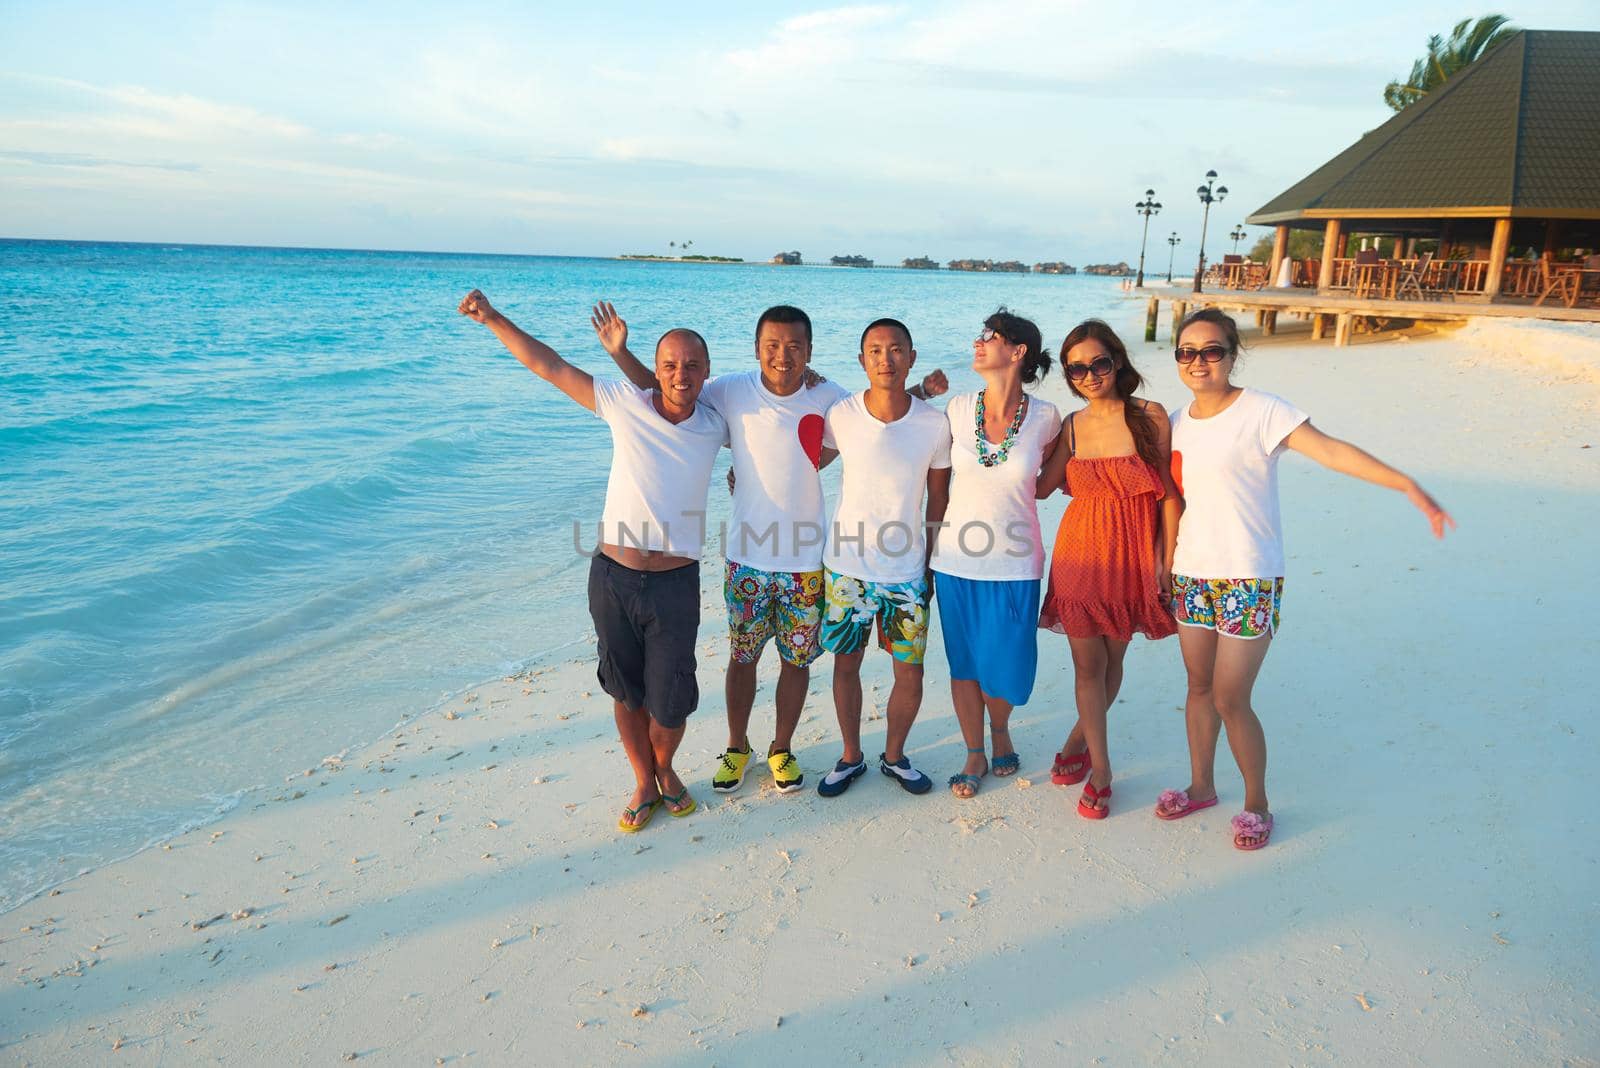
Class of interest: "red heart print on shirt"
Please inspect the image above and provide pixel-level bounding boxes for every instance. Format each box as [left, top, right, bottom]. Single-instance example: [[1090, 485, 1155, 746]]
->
[[798, 414, 824, 469]]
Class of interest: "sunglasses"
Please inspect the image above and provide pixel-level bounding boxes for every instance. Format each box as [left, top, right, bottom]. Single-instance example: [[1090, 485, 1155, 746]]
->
[[977, 327, 1005, 343], [1174, 345, 1230, 364], [1065, 355, 1116, 382]]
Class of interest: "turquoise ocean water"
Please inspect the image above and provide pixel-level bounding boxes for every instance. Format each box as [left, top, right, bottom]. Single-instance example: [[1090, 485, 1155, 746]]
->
[[0, 239, 1134, 911]]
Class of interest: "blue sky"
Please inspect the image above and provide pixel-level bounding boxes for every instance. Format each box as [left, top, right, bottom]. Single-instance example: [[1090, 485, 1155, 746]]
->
[[2, 1, 1595, 263]]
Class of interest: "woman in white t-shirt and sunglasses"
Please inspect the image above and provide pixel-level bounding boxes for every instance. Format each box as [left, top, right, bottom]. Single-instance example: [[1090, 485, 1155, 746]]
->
[[1158, 308, 1454, 850]]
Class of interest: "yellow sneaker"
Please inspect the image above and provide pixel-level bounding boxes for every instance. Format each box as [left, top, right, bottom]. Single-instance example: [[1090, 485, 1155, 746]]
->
[[712, 746, 752, 793], [768, 748, 804, 794]]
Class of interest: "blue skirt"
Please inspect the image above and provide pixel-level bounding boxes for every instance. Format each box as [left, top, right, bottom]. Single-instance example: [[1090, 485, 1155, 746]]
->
[[933, 571, 1041, 706]]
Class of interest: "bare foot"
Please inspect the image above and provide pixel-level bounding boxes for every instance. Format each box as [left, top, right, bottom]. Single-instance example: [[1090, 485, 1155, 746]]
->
[[655, 768, 693, 814], [950, 751, 988, 799], [1232, 807, 1273, 849], [990, 726, 1018, 776], [621, 783, 661, 828], [1155, 782, 1217, 818], [1080, 770, 1113, 814]]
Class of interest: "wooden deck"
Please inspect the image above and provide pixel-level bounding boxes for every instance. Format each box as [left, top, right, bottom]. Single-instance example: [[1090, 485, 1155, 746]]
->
[[1139, 284, 1600, 346]]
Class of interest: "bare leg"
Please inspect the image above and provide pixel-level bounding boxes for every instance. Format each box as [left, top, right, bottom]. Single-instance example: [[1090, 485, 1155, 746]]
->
[[1211, 633, 1274, 843], [949, 677, 988, 797], [986, 694, 1017, 775], [1060, 639, 1127, 762], [1068, 636, 1115, 810], [832, 649, 866, 764], [772, 659, 808, 753], [724, 657, 759, 751], [649, 718, 691, 813], [1165, 625, 1222, 813], [614, 700, 660, 826], [882, 658, 925, 764]]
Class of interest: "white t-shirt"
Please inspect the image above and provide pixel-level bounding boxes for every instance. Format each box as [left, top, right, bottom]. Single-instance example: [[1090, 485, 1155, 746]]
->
[[591, 378, 728, 559], [822, 391, 953, 584], [931, 391, 1062, 581], [1170, 388, 1309, 578], [699, 371, 851, 572]]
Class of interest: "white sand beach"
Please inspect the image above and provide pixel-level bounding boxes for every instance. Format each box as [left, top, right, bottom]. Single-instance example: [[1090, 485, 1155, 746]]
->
[[2, 317, 1596, 1065]]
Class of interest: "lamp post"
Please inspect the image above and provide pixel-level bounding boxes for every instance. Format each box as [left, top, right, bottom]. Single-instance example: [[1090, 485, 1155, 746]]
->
[[1192, 170, 1228, 293], [1229, 225, 1247, 255], [1134, 189, 1161, 288], [1165, 232, 1181, 284]]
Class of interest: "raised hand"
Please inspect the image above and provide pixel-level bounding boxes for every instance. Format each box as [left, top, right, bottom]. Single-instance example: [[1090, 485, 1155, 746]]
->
[[920, 369, 949, 398], [458, 289, 498, 324], [1406, 483, 1457, 539], [590, 301, 629, 356]]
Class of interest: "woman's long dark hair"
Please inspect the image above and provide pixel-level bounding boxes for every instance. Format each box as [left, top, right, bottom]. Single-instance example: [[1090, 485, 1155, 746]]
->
[[1059, 318, 1163, 469]]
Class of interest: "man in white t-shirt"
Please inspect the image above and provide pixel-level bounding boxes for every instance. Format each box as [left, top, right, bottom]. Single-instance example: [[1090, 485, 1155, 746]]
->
[[458, 290, 727, 834], [816, 318, 952, 798], [592, 303, 948, 799]]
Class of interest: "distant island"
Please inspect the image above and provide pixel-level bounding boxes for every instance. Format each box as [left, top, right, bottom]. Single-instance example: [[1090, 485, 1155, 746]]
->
[[620, 253, 744, 263], [948, 259, 1029, 273], [1081, 261, 1133, 276], [765, 251, 1085, 275]]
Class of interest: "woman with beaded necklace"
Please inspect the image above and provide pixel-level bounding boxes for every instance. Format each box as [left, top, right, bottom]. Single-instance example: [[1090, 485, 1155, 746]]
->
[[930, 308, 1061, 798], [1036, 319, 1179, 819]]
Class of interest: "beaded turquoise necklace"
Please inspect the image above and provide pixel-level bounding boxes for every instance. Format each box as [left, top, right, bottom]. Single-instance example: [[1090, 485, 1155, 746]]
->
[[974, 390, 1027, 467]]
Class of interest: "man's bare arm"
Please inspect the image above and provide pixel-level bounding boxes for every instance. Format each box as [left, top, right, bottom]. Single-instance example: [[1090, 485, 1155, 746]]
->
[[459, 290, 595, 411], [590, 301, 659, 392]]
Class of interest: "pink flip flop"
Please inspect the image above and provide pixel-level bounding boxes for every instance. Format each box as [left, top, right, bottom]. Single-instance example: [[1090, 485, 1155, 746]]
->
[[1154, 789, 1219, 821], [1230, 810, 1274, 850]]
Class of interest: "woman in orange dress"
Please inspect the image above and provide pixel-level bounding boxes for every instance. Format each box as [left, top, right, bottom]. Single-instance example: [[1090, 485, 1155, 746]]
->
[[1037, 320, 1179, 819]]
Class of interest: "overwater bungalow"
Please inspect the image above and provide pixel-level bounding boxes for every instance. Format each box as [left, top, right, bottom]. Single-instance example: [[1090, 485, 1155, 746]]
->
[[1240, 29, 1600, 310]]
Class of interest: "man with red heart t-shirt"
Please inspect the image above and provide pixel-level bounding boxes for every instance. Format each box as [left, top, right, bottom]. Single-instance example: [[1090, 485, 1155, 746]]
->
[[591, 302, 946, 797]]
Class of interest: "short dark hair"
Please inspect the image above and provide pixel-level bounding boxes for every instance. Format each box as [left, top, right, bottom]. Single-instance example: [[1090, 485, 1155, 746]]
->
[[860, 317, 913, 351], [984, 306, 1052, 385], [656, 327, 709, 358], [756, 305, 812, 345]]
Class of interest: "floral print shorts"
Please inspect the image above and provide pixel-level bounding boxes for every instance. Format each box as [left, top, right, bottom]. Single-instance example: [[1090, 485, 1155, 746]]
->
[[820, 569, 932, 665], [724, 561, 825, 667], [1171, 574, 1283, 639]]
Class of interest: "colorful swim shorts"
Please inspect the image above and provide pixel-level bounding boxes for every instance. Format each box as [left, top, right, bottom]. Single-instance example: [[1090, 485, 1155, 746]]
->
[[820, 569, 931, 664], [1171, 574, 1283, 639], [724, 561, 825, 667]]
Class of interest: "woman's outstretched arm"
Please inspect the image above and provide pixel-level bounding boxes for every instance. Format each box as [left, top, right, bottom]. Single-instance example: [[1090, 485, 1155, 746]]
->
[[1284, 422, 1456, 538]]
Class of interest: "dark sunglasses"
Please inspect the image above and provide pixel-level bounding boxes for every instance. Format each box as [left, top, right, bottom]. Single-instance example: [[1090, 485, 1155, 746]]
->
[[977, 327, 1004, 343], [1065, 355, 1116, 381], [1174, 344, 1230, 364]]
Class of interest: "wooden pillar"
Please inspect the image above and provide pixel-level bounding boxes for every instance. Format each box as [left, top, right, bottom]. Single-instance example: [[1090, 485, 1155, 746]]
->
[[1145, 297, 1159, 342], [1543, 220, 1562, 257], [1334, 312, 1352, 347], [1171, 300, 1188, 341], [1254, 310, 1266, 326], [1316, 220, 1341, 292], [1268, 225, 1289, 283], [1311, 313, 1328, 340], [1483, 217, 1513, 300], [1263, 310, 1277, 336]]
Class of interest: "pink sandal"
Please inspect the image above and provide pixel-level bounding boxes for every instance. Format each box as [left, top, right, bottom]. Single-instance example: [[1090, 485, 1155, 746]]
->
[[1154, 789, 1219, 821], [1230, 810, 1274, 850], [1051, 749, 1091, 786]]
